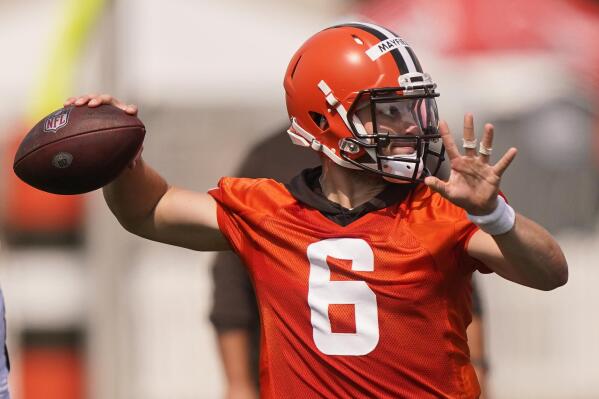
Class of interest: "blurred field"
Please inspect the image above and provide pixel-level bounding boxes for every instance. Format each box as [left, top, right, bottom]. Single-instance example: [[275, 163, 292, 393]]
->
[[1, 1, 598, 398]]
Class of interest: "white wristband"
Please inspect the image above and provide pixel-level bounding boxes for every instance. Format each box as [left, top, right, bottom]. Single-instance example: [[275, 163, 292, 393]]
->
[[467, 196, 515, 235]]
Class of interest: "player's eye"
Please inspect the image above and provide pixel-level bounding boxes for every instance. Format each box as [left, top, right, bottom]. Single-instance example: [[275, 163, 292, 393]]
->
[[379, 104, 400, 118]]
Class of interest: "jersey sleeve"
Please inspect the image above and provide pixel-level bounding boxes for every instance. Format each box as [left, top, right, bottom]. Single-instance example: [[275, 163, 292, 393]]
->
[[453, 209, 491, 273], [207, 176, 294, 256], [208, 177, 258, 254], [416, 187, 492, 274]]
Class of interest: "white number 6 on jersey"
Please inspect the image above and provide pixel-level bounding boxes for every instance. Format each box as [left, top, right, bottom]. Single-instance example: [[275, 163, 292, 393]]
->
[[307, 238, 379, 356]]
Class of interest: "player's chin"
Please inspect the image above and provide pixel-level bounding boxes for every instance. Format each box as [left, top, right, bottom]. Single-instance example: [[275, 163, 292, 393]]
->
[[382, 176, 414, 184], [396, 148, 417, 155]]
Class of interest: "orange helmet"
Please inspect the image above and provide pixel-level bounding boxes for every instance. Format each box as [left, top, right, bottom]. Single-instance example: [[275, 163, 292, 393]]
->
[[284, 22, 445, 182]]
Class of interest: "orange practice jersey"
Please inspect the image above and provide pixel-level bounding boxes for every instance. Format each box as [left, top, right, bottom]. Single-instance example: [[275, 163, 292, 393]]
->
[[209, 177, 485, 398]]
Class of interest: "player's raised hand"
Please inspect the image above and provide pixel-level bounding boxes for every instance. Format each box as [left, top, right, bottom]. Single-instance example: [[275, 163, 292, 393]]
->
[[64, 93, 138, 115], [424, 114, 518, 215]]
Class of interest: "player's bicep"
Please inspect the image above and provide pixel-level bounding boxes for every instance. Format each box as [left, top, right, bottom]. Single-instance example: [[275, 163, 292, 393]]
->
[[467, 230, 527, 286], [137, 186, 230, 251]]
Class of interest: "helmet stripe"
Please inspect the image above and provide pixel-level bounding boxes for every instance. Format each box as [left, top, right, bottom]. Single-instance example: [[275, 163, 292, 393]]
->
[[357, 22, 420, 73], [332, 22, 422, 76], [329, 22, 410, 75], [377, 25, 424, 72], [405, 46, 423, 73]]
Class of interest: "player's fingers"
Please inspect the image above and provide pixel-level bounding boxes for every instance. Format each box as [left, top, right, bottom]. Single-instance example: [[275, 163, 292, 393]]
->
[[493, 147, 518, 177], [112, 102, 137, 114], [64, 97, 77, 106], [478, 123, 494, 164], [74, 94, 92, 106], [124, 104, 138, 115], [462, 113, 476, 157], [100, 94, 135, 114], [439, 120, 460, 161], [424, 176, 449, 198], [88, 94, 111, 107]]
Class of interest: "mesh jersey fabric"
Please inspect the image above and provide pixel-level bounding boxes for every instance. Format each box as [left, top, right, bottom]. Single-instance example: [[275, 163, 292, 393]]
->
[[209, 177, 484, 398]]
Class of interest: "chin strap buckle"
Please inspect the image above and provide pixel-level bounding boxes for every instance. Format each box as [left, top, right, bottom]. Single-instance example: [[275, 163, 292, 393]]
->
[[318, 80, 340, 108]]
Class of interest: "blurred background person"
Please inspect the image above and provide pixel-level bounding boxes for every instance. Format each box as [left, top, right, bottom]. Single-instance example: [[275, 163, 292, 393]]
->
[[467, 284, 489, 399], [0, 0, 598, 398], [210, 252, 260, 399]]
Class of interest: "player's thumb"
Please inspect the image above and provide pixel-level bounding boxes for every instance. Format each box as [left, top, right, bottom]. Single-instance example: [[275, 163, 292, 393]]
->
[[424, 176, 448, 197], [128, 145, 144, 169]]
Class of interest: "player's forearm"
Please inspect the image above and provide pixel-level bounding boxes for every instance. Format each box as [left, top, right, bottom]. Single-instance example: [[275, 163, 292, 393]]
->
[[103, 158, 169, 232], [492, 214, 568, 290], [217, 330, 258, 393]]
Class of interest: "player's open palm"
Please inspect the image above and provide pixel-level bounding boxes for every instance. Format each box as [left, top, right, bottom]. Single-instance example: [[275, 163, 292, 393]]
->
[[424, 114, 518, 215]]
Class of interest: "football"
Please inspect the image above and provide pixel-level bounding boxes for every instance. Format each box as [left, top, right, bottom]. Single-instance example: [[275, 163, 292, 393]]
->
[[13, 104, 145, 195]]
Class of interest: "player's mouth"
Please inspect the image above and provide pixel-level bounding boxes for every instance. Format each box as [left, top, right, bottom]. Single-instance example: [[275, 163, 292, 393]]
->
[[378, 124, 421, 155], [388, 145, 417, 155]]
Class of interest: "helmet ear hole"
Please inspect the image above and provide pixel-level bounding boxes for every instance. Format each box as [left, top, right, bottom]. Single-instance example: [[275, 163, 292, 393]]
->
[[309, 111, 329, 131]]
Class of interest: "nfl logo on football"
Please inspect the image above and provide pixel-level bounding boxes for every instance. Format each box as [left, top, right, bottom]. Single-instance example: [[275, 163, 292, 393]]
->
[[44, 108, 71, 132]]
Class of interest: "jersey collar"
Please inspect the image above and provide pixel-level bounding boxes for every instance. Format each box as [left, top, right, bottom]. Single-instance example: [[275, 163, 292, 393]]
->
[[285, 166, 416, 227]]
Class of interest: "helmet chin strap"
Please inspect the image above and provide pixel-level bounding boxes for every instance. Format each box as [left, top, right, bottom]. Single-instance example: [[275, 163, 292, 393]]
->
[[286, 118, 360, 170]]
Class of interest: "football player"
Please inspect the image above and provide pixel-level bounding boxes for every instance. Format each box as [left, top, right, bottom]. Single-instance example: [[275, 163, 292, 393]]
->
[[66, 22, 567, 398]]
